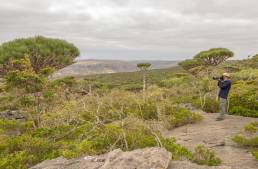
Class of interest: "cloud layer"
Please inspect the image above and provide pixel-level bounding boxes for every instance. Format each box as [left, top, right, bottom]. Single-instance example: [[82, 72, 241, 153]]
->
[[0, 0, 257, 60]]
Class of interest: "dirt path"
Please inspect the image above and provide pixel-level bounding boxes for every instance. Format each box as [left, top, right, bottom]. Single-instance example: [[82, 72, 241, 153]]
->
[[162, 111, 258, 169]]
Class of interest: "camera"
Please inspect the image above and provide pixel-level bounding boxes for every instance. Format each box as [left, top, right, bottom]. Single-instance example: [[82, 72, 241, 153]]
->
[[212, 76, 224, 81]]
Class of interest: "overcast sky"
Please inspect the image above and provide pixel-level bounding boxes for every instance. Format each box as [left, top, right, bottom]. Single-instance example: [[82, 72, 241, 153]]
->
[[0, 0, 257, 60]]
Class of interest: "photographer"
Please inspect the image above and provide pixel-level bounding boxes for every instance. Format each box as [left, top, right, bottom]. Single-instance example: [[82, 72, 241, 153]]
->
[[213, 73, 232, 121]]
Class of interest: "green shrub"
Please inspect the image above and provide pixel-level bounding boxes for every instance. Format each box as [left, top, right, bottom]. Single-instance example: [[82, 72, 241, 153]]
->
[[229, 106, 258, 118], [160, 77, 186, 88], [228, 81, 258, 118], [0, 151, 35, 169], [244, 122, 258, 133], [232, 135, 258, 147], [0, 120, 35, 136], [161, 137, 193, 160], [121, 84, 142, 91], [203, 98, 220, 113], [233, 122, 258, 161], [192, 145, 221, 166], [252, 149, 258, 160], [0, 119, 18, 131], [163, 106, 202, 129], [0, 135, 57, 168], [130, 101, 158, 120], [57, 140, 95, 159]]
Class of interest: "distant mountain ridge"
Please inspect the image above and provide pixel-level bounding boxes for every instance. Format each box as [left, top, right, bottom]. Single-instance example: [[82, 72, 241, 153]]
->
[[54, 59, 179, 77]]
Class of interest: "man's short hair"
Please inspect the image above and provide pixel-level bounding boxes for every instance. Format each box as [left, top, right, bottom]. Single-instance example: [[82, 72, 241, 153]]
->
[[223, 73, 230, 78]]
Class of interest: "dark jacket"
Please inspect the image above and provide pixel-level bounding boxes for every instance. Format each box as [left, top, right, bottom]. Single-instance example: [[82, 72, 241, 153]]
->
[[218, 79, 232, 99]]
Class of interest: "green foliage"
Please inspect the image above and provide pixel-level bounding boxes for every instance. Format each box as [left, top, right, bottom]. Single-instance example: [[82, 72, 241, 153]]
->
[[232, 135, 258, 147], [229, 81, 258, 117], [0, 151, 35, 169], [0, 135, 57, 169], [229, 106, 258, 118], [229, 81, 258, 118], [179, 59, 201, 71], [133, 101, 158, 120], [5, 70, 45, 93], [0, 36, 79, 74], [236, 54, 258, 69], [252, 149, 258, 160], [203, 98, 220, 113], [161, 137, 193, 160], [194, 48, 234, 66], [192, 145, 222, 166], [160, 77, 186, 87], [244, 122, 258, 133], [137, 63, 151, 70], [82, 66, 183, 90], [231, 69, 258, 81], [0, 119, 18, 131], [163, 105, 202, 129], [52, 76, 77, 88]]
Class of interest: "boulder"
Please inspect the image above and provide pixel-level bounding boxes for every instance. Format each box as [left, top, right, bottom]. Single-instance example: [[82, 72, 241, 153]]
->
[[0, 110, 25, 121], [100, 147, 171, 169], [30, 147, 172, 169]]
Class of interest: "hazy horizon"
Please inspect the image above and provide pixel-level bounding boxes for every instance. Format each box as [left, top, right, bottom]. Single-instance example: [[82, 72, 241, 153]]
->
[[1, 0, 258, 60]]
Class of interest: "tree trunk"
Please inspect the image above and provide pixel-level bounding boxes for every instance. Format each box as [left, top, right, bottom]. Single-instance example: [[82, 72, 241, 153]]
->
[[34, 92, 41, 128], [143, 71, 146, 92]]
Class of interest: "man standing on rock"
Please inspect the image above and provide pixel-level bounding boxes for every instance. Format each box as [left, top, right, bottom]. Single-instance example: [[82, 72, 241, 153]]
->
[[215, 73, 232, 121]]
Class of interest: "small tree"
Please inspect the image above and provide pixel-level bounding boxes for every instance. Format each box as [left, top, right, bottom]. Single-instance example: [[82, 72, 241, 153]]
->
[[179, 48, 233, 109], [137, 63, 151, 92], [194, 48, 234, 98]]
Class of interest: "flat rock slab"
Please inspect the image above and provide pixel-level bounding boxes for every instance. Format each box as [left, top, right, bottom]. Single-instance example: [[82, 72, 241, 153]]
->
[[30, 147, 171, 169]]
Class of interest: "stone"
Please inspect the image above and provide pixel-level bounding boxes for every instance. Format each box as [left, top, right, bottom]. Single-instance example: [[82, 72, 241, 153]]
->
[[100, 147, 171, 169], [0, 110, 25, 121], [30, 147, 172, 169]]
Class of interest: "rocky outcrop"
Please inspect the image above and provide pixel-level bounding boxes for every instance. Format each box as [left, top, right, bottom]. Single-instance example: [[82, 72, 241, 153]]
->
[[0, 110, 25, 121], [30, 147, 171, 169], [30, 147, 240, 169]]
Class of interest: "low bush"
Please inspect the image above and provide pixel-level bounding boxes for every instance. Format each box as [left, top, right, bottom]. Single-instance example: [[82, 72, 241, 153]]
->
[[134, 101, 158, 120], [0, 135, 57, 169], [192, 145, 222, 166], [244, 121, 258, 133], [162, 105, 202, 129], [232, 135, 258, 147], [161, 137, 193, 160], [203, 98, 220, 113], [252, 149, 258, 160], [160, 77, 186, 88], [191, 97, 220, 113], [229, 106, 258, 118], [228, 81, 258, 118]]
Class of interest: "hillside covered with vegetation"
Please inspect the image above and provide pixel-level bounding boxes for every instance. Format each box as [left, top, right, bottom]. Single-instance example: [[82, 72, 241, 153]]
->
[[0, 36, 257, 169]]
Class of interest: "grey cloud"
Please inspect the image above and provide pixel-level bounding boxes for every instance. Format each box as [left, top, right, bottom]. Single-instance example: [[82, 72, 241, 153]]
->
[[0, 0, 257, 60]]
